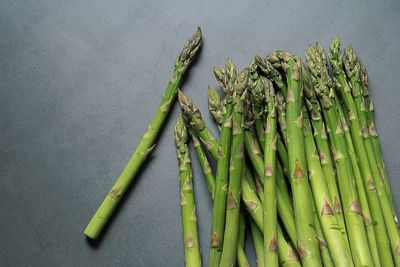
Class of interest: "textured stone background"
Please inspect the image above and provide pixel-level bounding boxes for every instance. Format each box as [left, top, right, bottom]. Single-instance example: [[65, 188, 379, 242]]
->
[[0, 0, 399, 265]]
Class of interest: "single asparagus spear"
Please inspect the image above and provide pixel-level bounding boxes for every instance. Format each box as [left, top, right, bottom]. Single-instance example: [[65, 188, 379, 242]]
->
[[84, 28, 202, 239], [208, 86, 224, 129], [237, 208, 250, 267], [302, 104, 353, 266], [359, 63, 396, 212], [255, 55, 288, 97], [219, 68, 248, 267], [312, 205, 334, 267], [284, 55, 322, 266], [312, 42, 384, 266], [250, 220, 265, 267], [190, 130, 215, 198], [263, 81, 279, 267], [209, 59, 237, 267], [174, 115, 202, 267], [276, 91, 288, 146], [179, 91, 219, 159], [331, 38, 398, 265]]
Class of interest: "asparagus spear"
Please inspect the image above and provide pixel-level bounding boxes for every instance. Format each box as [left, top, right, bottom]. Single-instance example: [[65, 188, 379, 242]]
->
[[276, 91, 288, 146], [208, 86, 224, 128], [83, 28, 202, 239], [255, 55, 288, 96], [219, 68, 248, 267], [284, 55, 322, 266], [237, 208, 250, 267], [190, 130, 215, 198], [179, 91, 219, 160], [359, 63, 396, 212], [250, 220, 265, 267], [209, 59, 237, 267], [263, 81, 279, 267], [331, 38, 399, 265], [174, 115, 202, 267]]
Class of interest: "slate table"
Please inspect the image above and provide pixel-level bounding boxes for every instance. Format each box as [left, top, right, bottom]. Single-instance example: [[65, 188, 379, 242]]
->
[[1, 0, 399, 266]]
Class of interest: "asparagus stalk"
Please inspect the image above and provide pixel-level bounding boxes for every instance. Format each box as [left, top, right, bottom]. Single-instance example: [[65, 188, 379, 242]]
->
[[359, 63, 396, 212], [208, 86, 224, 128], [331, 38, 399, 265], [83, 28, 202, 239], [302, 105, 353, 266], [219, 68, 248, 267], [179, 91, 219, 160], [237, 208, 250, 267], [284, 55, 322, 266], [255, 55, 288, 96], [250, 220, 265, 267], [263, 81, 279, 267], [312, 206, 334, 267], [276, 91, 288, 146], [209, 59, 237, 267], [174, 115, 202, 267], [190, 130, 215, 198]]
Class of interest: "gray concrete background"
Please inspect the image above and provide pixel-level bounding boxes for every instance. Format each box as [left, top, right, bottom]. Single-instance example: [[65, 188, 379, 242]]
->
[[0, 0, 399, 266]]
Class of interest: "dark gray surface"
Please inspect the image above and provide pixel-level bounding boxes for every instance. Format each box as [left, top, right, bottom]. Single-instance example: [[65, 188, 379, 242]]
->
[[1, 0, 399, 266]]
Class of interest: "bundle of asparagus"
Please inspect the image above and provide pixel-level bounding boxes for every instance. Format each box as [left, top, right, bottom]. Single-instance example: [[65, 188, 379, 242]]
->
[[84, 27, 399, 266]]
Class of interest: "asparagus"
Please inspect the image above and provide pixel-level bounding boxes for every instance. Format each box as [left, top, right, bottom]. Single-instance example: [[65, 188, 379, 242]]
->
[[243, 168, 301, 267], [284, 55, 322, 266], [206, 81, 300, 265], [255, 55, 288, 96], [302, 105, 353, 266], [331, 38, 399, 265], [276, 91, 288, 145], [309, 44, 373, 266], [179, 91, 219, 160], [208, 86, 224, 128], [359, 63, 396, 212], [344, 45, 399, 265], [243, 129, 297, 246], [83, 28, 202, 239], [190, 130, 215, 198], [209, 59, 237, 267], [174, 115, 201, 267], [310, 42, 385, 266], [237, 208, 250, 267], [250, 220, 265, 267], [262, 81, 278, 267], [219, 68, 248, 267], [303, 48, 350, 252]]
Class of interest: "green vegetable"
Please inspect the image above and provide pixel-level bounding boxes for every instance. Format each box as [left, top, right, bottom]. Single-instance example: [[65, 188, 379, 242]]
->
[[174, 115, 201, 267], [84, 28, 202, 239]]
